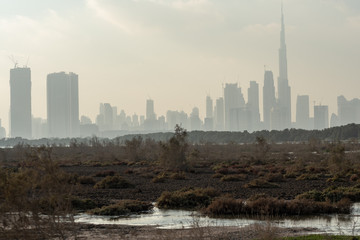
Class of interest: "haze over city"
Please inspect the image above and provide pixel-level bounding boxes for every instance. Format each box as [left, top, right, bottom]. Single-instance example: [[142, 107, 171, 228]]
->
[[1, 0, 360, 137]]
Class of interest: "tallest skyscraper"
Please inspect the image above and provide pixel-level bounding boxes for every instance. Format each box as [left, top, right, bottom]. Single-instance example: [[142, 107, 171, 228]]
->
[[277, 4, 292, 128]]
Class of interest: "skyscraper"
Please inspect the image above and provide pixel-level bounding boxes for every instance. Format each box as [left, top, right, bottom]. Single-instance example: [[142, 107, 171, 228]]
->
[[263, 71, 276, 130], [204, 96, 214, 131], [277, 5, 292, 129], [314, 105, 329, 130], [146, 99, 156, 120], [10, 67, 32, 138], [337, 95, 360, 126], [224, 83, 245, 131], [47, 72, 79, 138], [206, 96, 213, 119], [247, 81, 260, 131], [190, 107, 201, 131], [214, 97, 224, 131], [0, 119, 6, 139], [296, 95, 310, 129], [145, 99, 158, 130]]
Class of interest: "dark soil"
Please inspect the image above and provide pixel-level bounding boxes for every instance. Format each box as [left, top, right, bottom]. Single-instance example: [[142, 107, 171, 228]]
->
[[63, 164, 353, 207]]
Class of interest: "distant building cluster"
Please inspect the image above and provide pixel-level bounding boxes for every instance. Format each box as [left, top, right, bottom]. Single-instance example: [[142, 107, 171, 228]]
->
[[3, 8, 360, 140]]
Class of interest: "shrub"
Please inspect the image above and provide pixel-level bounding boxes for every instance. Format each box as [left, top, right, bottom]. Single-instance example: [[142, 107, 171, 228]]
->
[[90, 200, 153, 216], [350, 174, 359, 182], [77, 176, 96, 185], [124, 169, 134, 174], [327, 174, 345, 182], [125, 136, 143, 162], [169, 172, 186, 180], [71, 198, 97, 210], [159, 125, 189, 171], [212, 173, 223, 178], [0, 147, 76, 239], [296, 173, 321, 181], [205, 196, 351, 217], [94, 175, 134, 189], [265, 173, 284, 182], [296, 190, 325, 202], [152, 172, 168, 183], [94, 170, 116, 177], [220, 174, 247, 182], [297, 186, 360, 203], [244, 178, 280, 188], [157, 187, 220, 210], [205, 197, 244, 216]]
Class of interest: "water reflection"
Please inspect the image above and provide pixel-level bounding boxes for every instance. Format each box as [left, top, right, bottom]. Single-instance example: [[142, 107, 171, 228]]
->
[[75, 203, 360, 235]]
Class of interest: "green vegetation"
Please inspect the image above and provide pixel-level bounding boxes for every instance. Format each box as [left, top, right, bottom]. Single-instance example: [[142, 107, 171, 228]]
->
[[160, 125, 189, 170], [77, 175, 96, 185], [90, 200, 153, 216], [152, 172, 168, 183], [244, 178, 280, 188], [71, 198, 97, 210], [94, 170, 116, 177], [157, 187, 220, 209], [94, 175, 134, 189], [0, 147, 76, 239], [206, 195, 351, 217], [297, 186, 360, 202], [220, 174, 247, 182]]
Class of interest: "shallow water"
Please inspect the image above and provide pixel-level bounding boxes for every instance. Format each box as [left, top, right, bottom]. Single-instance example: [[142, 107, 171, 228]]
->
[[75, 203, 360, 235]]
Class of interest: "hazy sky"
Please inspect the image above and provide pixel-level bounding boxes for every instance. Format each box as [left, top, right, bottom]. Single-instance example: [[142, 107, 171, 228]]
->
[[1, 0, 360, 130]]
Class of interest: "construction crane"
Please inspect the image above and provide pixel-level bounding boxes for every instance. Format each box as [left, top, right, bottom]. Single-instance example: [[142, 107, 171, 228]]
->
[[8, 55, 18, 68]]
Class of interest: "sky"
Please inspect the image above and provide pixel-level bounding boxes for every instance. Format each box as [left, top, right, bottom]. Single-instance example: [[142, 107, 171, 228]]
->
[[0, 0, 360, 131]]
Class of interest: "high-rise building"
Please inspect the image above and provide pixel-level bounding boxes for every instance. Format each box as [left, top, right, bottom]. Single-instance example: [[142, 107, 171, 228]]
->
[[314, 105, 329, 130], [47, 72, 79, 138], [146, 99, 156, 120], [166, 110, 188, 131], [10, 67, 32, 138], [263, 71, 276, 130], [190, 107, 201, 131], [0, 119, 6, 139], [330, 113, 339, 128], [102, 103, 114, 131], [214, 97, 224, 131], [204, 96, 214, 131], [224, 83, 245, 131], [247, 81, 260, 132], [144, 99, 158, 131], [337, 95, 360, 126], [206, 96, 213, 119], [296, 95, 310, 129], [277, 5, 292, 129], [32, 117, 47, 139]]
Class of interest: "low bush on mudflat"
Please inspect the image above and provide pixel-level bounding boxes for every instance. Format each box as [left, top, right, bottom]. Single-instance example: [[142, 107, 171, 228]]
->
[[157, 187, 220, 209], [94, 175, 134, 189], [90, 200, 153, 216], [205, 195, 351, 217], [297, 186, 360, 203], [296, 173, 321, 180], [94, 170, 116, 177], [265, 173, 284, 182], [152, 172, 168, 183], [220, 174, 247, 182], [71, 198, 97, 210], [244, 178, 280, 188], [169, 171, 186, 180], [77, 176, 96, 185]]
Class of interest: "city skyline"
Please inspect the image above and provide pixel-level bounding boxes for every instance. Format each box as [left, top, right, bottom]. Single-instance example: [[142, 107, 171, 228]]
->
[[1, 0, 360, 133]]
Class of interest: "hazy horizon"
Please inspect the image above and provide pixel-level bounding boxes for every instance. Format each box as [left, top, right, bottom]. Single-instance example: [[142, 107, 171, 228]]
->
[[1, 0, 360, 131]]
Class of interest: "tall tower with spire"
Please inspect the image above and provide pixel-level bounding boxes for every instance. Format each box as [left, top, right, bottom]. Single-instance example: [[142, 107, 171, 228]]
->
[[277, 3, 292, 129]]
